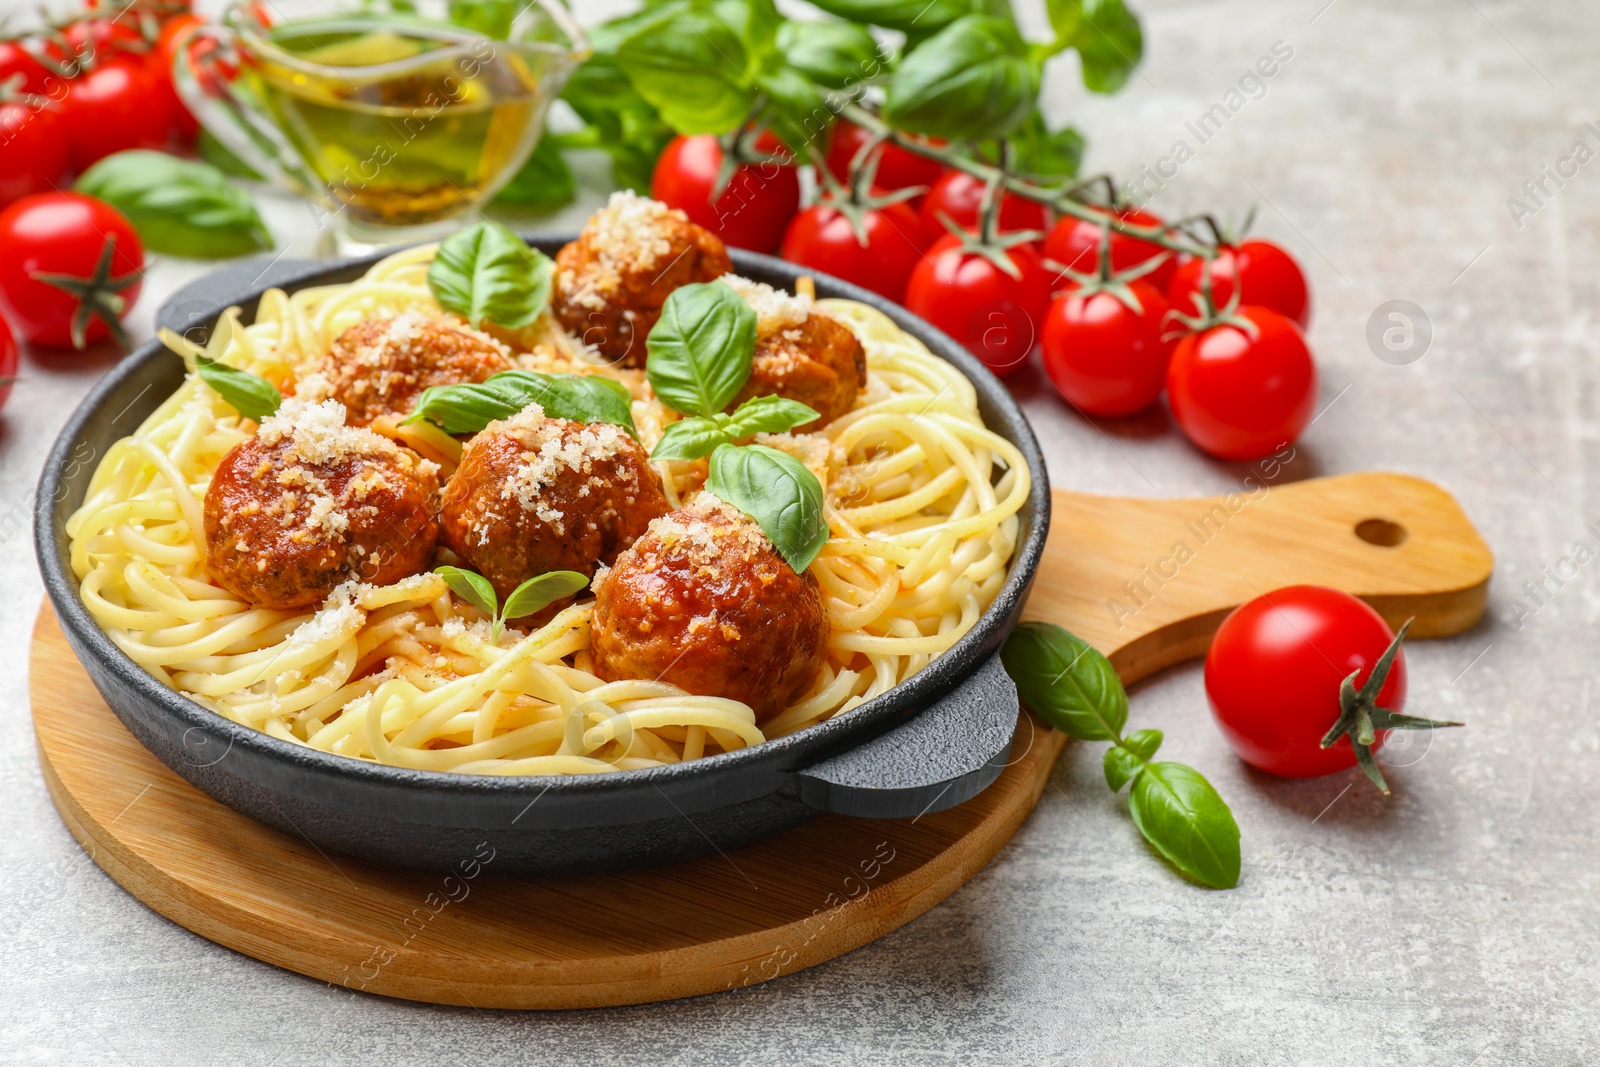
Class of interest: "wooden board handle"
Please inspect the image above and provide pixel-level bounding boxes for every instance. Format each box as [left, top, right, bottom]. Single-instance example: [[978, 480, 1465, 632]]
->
[[1023, 472, 1494, 686]]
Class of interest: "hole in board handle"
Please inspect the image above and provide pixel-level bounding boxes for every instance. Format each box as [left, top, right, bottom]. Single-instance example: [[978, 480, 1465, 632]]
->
[[1355, 518, 1407, 548]]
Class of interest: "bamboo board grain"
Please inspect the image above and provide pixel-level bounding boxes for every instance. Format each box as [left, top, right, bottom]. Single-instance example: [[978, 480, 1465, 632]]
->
[[32, 472, 1493, 1009]]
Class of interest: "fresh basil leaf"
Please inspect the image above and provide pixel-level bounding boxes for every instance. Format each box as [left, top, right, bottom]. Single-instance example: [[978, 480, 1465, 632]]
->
[[195, 356, 281, 422], [493, 136, 575, 211], [1007, 112, 1085, 179], [755, 65, 826, 154], [197, 128, 265, 182], [501, 570, 591, 621], [717, 0, 783, 58], [778, 19, 883, 88], [448, 0, 516, 39], [650, 417, 728, 462], [999, 621, 1127, 741], [1103, 746, 1143, 792], [616, 10, 751, 135], [1122, 727, 1163, 761], [74, 150, 272, 260], [706, 443, 828, 572], [1128, 762, 1241, 889], [646, 282, 758, 418], [560, 47, 677, 192], [1046, 0, 1142, 93], [435, 566, 498, 620], [427, 221, 553, 331], [806, 0, 973, 33], [407, 370, 637, 437], [884, 15, 1039, 140], [725, 394, 820, 436]]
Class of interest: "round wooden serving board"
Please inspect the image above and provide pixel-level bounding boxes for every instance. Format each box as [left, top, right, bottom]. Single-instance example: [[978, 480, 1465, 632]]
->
[[33, 472, 1492, 1009]]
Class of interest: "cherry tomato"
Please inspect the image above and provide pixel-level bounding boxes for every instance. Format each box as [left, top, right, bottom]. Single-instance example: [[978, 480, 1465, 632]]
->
[[0, 315, 17, 413], [61, 55, 173, 171], [1041, 280, 1172, 417], [651, 133, 800, 254], [1206, 586, 1405, 778], [1167, 239, 1311, 328], [918, 170, 1048, 249], [153, 13, 205, 141], [0, 101, 68, 207], [824, 121, 945, 196], [46, 19, 146, 76], [1165, 306, 1316, 460], [1043, 206, 1176, 292], [0, 192, 145, 350], [0, 42, 59, 96], [904, 233, 1052, 376], [780, 199, 923, 303]]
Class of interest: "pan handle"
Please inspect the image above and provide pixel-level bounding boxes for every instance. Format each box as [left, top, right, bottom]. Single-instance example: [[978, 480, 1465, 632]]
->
[[793, 654, 1018, 820]]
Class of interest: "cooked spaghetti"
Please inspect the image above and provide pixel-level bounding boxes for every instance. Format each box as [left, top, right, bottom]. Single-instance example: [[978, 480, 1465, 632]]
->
[[67, 237, 1028, 776]]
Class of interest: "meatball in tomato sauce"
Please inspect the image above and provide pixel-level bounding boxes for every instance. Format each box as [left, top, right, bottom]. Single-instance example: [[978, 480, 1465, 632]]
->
[[439, 406, 669, 605], [304, 312, 512, 428], [590, 495, 829, 723], [722, 276, 865, 430], [552, 191, 731, 367], [204, 399, 441, 610]]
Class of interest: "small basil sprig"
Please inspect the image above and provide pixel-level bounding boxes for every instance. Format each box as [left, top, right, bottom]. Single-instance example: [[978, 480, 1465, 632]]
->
[[1042, 0, 1143, 94], [162, 328, 283, 422], [406, 370, 637, 436], [435, 566, 589, 641], [645, 281, 757, 418], [883, 16, 1039, 141], [651, 394, 819, 462], [705, 443, 828, 573], [74, 150, 273, 259], [1001, 622, 1241, 889], [427, 221, 553, 331]]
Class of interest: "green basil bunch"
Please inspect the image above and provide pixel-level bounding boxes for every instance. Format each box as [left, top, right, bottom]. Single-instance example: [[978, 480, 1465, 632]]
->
[[1001, 622, 1241, 889], [406, 370, 637, 437]]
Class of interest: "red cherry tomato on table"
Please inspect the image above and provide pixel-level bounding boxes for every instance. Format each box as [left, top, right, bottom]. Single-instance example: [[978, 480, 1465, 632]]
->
[[1041, 280, 1172, 417], [918, 170, 1048, 249], [824, 120, 945, 196], [780, 199, 923, 303], [1167, 239, 1311, 328], [0, 316, 17, 413], [153, 13, 206, 141], [1165, 305, 1316, 460], [61, 56, 174, 171], [904, 234, 1052, 376], [1043, 206, 1176, 292], [1205, 586, 1405, 779], [651, 133, 800, 254], [0, 100, 68, 207], [0, 192, 145, 350]]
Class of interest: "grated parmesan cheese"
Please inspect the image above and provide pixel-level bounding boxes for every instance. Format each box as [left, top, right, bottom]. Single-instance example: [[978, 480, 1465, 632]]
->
[[257, 398, 397, 466], [496, 409, 638, 534], [722, 275, 812, 333]]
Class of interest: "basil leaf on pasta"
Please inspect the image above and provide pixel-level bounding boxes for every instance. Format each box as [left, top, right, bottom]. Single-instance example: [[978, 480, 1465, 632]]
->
[[435, 566, 497, 619], [501, 570, 590, 621], [650, 395, 818, 462], [705, 443, 828, 573], [427, 221, 553, 331], [407, 371, 637, 436], [645, 282, 757, 418], [195, 355, 281, 422]]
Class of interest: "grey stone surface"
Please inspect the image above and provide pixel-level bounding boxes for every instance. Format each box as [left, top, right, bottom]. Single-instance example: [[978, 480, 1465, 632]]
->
[[2, 0, 1595, 1063]]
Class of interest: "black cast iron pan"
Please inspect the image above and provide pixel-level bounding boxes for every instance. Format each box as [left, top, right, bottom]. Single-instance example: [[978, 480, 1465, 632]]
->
[[35, 240, 1051, 875]]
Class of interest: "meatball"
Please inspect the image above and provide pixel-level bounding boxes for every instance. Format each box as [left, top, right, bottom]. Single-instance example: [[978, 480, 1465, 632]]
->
[[723, 276, 866, 430], [551, 191, 731, 367], [204, 399, 440, 609], [439, 406, 669, 604], [590, 496, 829, 723], [304, 312, 513, 427]]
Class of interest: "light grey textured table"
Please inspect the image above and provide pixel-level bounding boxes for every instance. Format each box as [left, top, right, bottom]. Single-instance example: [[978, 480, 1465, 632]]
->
[[4, 1, 1594, 1063]]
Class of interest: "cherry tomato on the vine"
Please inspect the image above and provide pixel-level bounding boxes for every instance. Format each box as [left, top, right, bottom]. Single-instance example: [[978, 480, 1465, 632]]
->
[[0, 99, 68, 208], [918, 170, 1048, 249], [780, 199, 923, 303], [1165, 306, 1316, 460], [1043, 205, 1176, 292], [0, 42, 59, 96], [1041, 280, 1172, 417], [62, 55, 173, 171], [0, 192, 145, 350], [153, 12, 206, 141], [1205, 586, 1405, 779], [651, 133, 800, 254], [904, 234, 1052, 376], [824, 120, 945, 197], [1168, 239, 1311, 328]]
